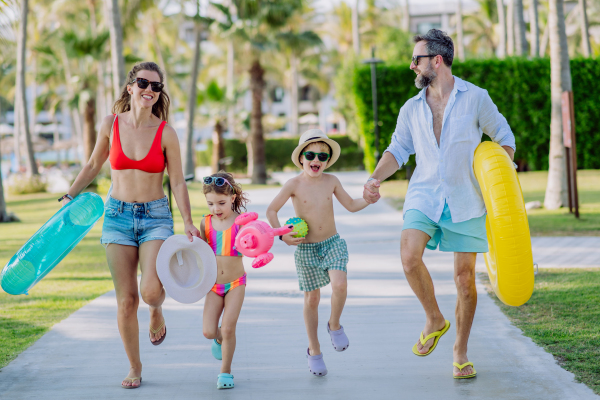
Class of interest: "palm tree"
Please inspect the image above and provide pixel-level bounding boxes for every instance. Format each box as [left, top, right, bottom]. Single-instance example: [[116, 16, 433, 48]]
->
[[507, 0, 514, 55], [210, 2, 239, 137], [463, 0, 498, 58], [352, 0, 360, 54], [183, 1, 213, 177], [456, 0, 465, 61], [496, 0, 506, 58], [530, 0, 539, 57], [15, 0, 38, 176], [203, 80, 228, 173], [578, 0, 592, 57], [401, 0, 410, 32], [278, 30, 323, 136], [221, 0, 302, 184], [514, 0, 527, 55], [544, 0, 571, 209], [105, 0, 125, 98]]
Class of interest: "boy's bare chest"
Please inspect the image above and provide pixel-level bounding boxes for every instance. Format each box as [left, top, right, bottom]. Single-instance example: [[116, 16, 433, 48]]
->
[[292, 183, 334, 208]]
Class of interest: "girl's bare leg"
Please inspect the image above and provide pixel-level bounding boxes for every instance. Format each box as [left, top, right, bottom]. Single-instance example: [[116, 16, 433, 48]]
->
[[203, 291, 225, 341], [220, 286, 245, 374], [106, 244, 141, 388]]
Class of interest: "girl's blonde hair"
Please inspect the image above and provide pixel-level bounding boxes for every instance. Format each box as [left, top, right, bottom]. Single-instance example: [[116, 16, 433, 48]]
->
[[203, 171, 249, 214], [112, 62, 170, 122]]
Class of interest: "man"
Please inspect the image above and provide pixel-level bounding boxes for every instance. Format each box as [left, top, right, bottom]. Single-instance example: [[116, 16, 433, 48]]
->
[[363, 29, 516, 378]]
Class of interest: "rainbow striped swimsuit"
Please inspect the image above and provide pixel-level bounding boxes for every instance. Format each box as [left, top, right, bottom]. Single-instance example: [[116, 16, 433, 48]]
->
[[204, 215, 242, 257], [205, 214, 246, 296], [211, 273, 247, 297]]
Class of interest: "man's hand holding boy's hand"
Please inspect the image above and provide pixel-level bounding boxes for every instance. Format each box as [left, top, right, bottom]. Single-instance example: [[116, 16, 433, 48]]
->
[[363, 178, 381, 204], [282, 231, 305, 246]]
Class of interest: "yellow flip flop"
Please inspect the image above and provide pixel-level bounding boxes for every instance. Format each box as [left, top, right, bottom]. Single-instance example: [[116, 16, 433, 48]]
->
[[411, 319, 450, 356], [453, 362, 477, 379], [121, 376, 142, 389]]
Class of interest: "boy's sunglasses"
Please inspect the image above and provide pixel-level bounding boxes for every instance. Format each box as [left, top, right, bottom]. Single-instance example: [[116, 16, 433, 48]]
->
[[203, 176, 234, 189], [130, 77, 164, 92], [302, 151, 330, 162]]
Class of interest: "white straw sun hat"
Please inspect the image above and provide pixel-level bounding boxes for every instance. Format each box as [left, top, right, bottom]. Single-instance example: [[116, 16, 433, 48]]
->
[[156, 235, 217, 304], [291, 129, 341, 170]]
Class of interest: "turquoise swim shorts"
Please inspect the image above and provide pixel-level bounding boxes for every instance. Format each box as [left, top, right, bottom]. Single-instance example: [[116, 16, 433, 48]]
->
[[402, 202, 489, 253]]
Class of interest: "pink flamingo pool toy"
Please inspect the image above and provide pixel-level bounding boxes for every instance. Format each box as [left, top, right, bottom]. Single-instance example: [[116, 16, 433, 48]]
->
[[234, 212, 293, 268]]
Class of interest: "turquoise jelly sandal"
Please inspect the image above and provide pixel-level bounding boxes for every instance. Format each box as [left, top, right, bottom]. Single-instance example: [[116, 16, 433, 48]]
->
[[212, 338, 222, 360], [217, 373, 234, 389]]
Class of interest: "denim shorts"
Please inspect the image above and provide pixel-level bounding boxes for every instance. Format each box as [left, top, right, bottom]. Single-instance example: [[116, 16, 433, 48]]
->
[[402, 202, 489, 253], [100, 196, 174, 248]]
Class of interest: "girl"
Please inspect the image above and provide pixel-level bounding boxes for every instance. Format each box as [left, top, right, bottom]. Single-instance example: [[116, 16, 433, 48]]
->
[[61, 62, 200, 389], [200, 172, 249, 389]]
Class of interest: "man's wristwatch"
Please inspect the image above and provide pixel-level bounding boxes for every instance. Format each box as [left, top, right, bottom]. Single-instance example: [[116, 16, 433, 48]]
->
[[58, 194, 74, 202]]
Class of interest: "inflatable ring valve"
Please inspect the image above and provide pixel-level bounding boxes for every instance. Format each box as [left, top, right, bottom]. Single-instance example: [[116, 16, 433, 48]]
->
[[1, 192, 104, 295], [473, 142, 534, 307]]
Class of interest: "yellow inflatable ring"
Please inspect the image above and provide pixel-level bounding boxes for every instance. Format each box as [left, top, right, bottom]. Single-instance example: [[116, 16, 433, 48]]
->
[[474, 142, 534, 307]]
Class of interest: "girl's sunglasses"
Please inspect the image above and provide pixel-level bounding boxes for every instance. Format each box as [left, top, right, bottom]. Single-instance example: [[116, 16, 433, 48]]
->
[[302, 151, 330, 162], [203, 176, 234, 189], [130, 77, 164, 92]]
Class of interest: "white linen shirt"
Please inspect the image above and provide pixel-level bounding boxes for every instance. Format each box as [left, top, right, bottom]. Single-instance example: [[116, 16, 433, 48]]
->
[[385, 76, 516, 223]]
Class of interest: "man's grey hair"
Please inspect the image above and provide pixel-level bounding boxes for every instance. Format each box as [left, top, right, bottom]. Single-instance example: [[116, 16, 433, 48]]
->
[[413, 29, 454, 67]]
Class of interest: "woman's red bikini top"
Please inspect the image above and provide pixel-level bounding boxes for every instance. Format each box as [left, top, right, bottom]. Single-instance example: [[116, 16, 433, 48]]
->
[[109, 115, 167, 173]]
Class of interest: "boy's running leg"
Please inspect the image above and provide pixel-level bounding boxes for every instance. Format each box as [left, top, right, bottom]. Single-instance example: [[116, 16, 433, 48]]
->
[[453, 252, 477, 377], [328, 270, 347, 331], [401, 229, 447, 354], [220, 286, 245, 374], [304, 288, 321, 355]]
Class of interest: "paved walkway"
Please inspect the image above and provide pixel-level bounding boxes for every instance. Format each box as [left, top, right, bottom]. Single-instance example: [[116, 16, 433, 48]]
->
[[1, 172, 598, 399]]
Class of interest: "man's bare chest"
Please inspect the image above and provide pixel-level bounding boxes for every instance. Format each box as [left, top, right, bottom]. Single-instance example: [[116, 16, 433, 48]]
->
[[426, 98, 449, 142]]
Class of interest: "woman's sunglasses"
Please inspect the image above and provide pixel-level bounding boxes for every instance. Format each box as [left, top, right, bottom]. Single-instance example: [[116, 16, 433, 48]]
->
[[302, 151, 330, 162], [203, 176, 234, 189], [130, 77, 164, 92]]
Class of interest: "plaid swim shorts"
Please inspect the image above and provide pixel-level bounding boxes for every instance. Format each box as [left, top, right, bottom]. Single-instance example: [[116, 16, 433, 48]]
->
[[294, 234, 348, 292]]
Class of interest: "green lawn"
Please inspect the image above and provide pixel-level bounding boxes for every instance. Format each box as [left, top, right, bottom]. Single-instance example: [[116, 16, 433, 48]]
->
[[480, 269, 600, 395], [0, 183, 216, 369], [380, 169, 600, 236]]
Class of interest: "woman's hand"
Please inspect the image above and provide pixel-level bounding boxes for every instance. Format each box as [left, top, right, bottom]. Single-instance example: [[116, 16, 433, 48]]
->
[[60, 198, 72, 208], [184, 223, 201, 242], [282, 231, 305, 246]]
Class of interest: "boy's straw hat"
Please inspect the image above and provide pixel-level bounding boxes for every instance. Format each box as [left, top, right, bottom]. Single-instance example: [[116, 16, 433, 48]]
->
[[156, 235, 217, 304], [291, 129, 341, 170]]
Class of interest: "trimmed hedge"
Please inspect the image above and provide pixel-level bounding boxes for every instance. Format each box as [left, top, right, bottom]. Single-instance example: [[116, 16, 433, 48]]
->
[[197, 136, 364, 172], [354, 57, 600, 172]]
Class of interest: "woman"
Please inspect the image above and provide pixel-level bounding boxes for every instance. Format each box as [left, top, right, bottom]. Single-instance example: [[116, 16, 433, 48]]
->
[[60, 62, 200, 389]]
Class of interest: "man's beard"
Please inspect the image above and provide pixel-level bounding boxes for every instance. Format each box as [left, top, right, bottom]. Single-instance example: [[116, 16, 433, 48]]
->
[[415, 64, 437, 89]]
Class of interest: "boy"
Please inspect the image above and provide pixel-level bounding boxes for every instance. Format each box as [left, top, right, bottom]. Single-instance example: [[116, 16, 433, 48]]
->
[[266, 129, 369, 376]]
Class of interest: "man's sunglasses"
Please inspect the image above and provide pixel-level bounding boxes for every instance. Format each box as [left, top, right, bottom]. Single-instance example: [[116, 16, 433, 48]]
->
[[302, 151, 330, 162], [203, 176, 234, 189], [130, 77, 164, 92], [411, 55, 438, 66]]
